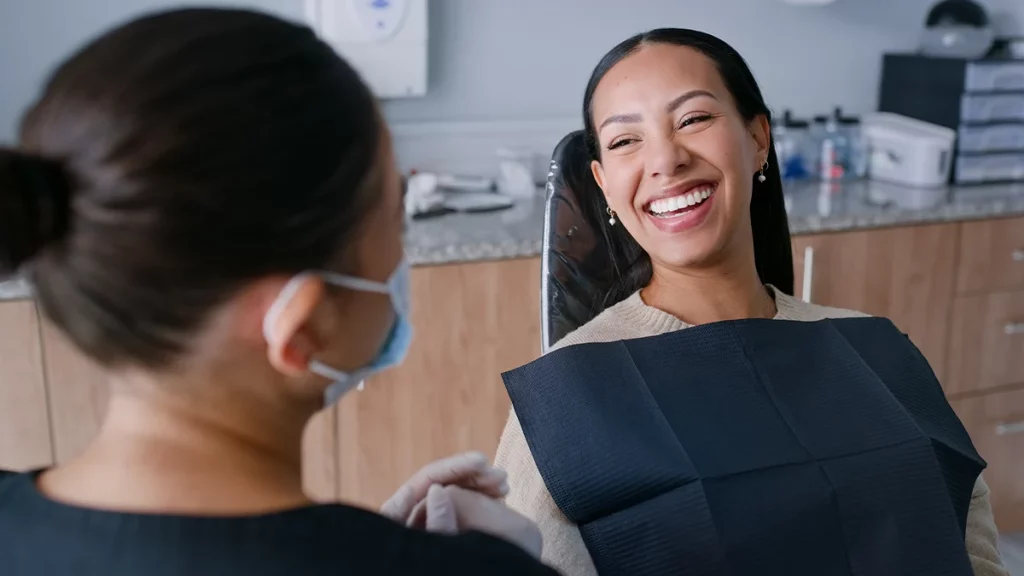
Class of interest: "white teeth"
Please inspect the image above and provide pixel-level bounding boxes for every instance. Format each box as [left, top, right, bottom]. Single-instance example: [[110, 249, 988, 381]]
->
[[648, 186, 715, 215]]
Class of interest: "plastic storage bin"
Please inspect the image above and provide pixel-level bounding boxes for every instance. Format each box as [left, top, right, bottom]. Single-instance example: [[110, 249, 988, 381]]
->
[[863, 113, 957, 188], [958, 124, 1024, 154], [961, 94, 1024, 123], [965, 62, 1024, 92], [955, 153, 1024, 184]]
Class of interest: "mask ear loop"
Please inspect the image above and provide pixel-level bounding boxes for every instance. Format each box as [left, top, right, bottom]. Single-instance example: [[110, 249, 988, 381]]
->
[[262, 273, 313, 345], [318, 271, 390, 294]]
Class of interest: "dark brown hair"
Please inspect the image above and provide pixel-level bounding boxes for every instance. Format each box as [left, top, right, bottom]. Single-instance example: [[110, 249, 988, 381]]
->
[[582, 29, 794, 310], [0, 8, 382, 368]]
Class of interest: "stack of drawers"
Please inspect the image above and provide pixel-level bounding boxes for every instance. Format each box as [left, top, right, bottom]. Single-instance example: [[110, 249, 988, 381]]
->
[[880, 55, 1024, 184], [946, 216, 1024, 532]]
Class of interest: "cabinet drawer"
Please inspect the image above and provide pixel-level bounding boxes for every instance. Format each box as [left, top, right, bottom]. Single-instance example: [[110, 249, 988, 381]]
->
[[956, 217, 1024, 294], [951, 388, 1024, 533], [947, 291, 1024, 395]]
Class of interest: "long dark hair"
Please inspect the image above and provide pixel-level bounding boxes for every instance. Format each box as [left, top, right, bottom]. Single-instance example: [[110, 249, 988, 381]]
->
[[0, 8, 381, 368], [582, 28, 794, 310]]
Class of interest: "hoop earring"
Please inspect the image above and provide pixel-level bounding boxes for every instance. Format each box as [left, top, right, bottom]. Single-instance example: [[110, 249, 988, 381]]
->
[[606, 206, 617, 226], [758, 159, 769, 183]]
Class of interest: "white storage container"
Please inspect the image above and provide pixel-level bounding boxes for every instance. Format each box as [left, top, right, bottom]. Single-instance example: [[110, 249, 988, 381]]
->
[[863, 113, 957, 188]]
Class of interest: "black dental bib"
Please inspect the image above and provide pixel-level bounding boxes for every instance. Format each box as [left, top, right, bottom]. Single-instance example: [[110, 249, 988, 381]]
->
[[502, 317, 984, 576]]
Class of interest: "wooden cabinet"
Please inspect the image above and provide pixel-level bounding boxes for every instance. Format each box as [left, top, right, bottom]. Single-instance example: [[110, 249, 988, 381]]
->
[[0, 302, 52, 471], [947, 217, 1024, 532], [336, 257, 540, 508], [952, 388, 1024, 533], [791, 223, 959, 381]]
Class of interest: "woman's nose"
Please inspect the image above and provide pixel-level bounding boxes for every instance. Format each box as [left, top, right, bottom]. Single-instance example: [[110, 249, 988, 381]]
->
[[646, 135, 691, 180]]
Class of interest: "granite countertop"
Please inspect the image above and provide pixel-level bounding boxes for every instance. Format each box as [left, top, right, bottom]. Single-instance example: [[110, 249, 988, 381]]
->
[[4, 179, 1024, 301]]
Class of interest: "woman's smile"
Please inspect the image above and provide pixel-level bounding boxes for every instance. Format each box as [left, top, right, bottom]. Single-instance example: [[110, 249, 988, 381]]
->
[[642, 180, 718, 233]]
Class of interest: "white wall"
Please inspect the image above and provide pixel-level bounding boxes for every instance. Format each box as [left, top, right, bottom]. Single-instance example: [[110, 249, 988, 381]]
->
[[2, 0, 1022, 176]]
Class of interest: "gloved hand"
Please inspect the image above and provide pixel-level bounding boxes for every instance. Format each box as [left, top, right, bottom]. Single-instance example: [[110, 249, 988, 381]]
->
[[422, 483, 544, 559], [380, 452, 509, 526]]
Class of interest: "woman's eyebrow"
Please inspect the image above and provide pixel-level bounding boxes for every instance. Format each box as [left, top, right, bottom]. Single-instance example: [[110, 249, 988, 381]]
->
[[666, 89, 717, 113], [599, 89, 718, 132]]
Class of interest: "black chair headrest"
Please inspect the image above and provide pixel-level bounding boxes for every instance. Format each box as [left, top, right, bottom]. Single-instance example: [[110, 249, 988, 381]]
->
[[541, 131, 616, 351]]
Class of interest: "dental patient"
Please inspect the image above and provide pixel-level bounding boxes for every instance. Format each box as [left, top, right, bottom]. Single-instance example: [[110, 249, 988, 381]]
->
[[495, 29, 1007, 576]]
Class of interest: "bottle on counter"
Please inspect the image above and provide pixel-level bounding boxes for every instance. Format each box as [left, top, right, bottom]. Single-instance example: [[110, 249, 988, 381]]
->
[[774, 110, 812, 181], [814, 109, 852, 182], [837, 110, 869, 180]]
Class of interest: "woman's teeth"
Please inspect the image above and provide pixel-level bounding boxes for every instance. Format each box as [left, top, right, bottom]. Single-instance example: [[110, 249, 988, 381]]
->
[[647, 186, 715, 216]]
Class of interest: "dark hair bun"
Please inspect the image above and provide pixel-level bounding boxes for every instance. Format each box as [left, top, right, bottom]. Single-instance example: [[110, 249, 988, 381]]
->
[[0, 149, 72, 273]]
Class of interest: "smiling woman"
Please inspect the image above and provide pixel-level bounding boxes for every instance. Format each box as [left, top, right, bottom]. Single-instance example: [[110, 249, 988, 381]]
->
[[581, 29, 792, 320], [494, 28, 1008, 576]]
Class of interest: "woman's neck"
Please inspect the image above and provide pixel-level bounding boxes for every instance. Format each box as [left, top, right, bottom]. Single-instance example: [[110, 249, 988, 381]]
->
[[641, 258, 775, 326], [38, 379, 315, 515]]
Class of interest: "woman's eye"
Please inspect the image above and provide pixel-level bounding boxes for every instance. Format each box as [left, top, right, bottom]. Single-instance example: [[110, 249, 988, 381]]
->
[[679, 114, 714, 129], [607, 138, 637, 150]]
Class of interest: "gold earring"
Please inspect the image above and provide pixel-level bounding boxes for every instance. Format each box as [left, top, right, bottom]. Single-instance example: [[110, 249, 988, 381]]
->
[[606, 206, 617, 226], [758, 159, 769, 183]]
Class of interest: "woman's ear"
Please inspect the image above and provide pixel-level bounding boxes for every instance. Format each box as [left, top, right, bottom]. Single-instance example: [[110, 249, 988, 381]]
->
[[591, 159, 611, 205], [263, 275, 326, 377], [749, 114, 772, 168]]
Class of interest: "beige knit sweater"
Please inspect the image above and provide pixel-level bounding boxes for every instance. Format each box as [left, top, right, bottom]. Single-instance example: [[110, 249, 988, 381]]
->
[[496, 288, 1007, 576]]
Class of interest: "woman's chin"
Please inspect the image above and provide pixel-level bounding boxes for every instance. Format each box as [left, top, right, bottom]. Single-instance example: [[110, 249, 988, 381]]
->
[[644, 222, 732, 272]]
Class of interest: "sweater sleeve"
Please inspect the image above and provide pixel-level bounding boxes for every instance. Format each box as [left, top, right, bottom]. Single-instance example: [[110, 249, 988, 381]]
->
[[495, 408, 598, 576], [965, 475, 1009, 576]]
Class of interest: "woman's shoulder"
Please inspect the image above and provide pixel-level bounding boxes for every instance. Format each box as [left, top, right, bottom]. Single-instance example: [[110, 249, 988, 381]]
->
[[772, 289, 870, 322], [0, 485, 554, 576]]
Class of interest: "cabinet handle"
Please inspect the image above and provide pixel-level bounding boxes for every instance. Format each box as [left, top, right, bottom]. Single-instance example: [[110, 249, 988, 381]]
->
[[996, 421, 1024, 436], [1004, 322, 1024, 335], [1014, 249, 1024, 262], [802, 246, 814, 303]]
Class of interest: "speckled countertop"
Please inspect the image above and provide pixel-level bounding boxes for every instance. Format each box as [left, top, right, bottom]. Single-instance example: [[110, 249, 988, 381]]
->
[[3, 179, 1024, 301]]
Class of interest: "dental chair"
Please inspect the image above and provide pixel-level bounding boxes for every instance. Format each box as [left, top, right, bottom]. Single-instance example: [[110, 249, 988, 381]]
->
[[540, 131, 615, 352]]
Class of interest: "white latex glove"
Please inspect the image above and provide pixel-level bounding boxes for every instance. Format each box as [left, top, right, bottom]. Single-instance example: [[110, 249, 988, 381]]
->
[[424, 483, 544, 560], [380, 452, 509, 525]]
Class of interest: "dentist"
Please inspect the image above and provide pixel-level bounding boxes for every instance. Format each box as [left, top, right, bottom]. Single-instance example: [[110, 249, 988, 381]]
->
[[0, 8, 553, 576]]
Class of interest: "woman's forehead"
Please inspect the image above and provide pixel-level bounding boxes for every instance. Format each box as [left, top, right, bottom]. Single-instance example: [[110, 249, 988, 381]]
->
[[592, 44, 726, 114]]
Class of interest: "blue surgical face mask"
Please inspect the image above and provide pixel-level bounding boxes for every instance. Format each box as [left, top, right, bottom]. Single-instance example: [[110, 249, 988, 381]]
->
[[263, 258, 413, 406]]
